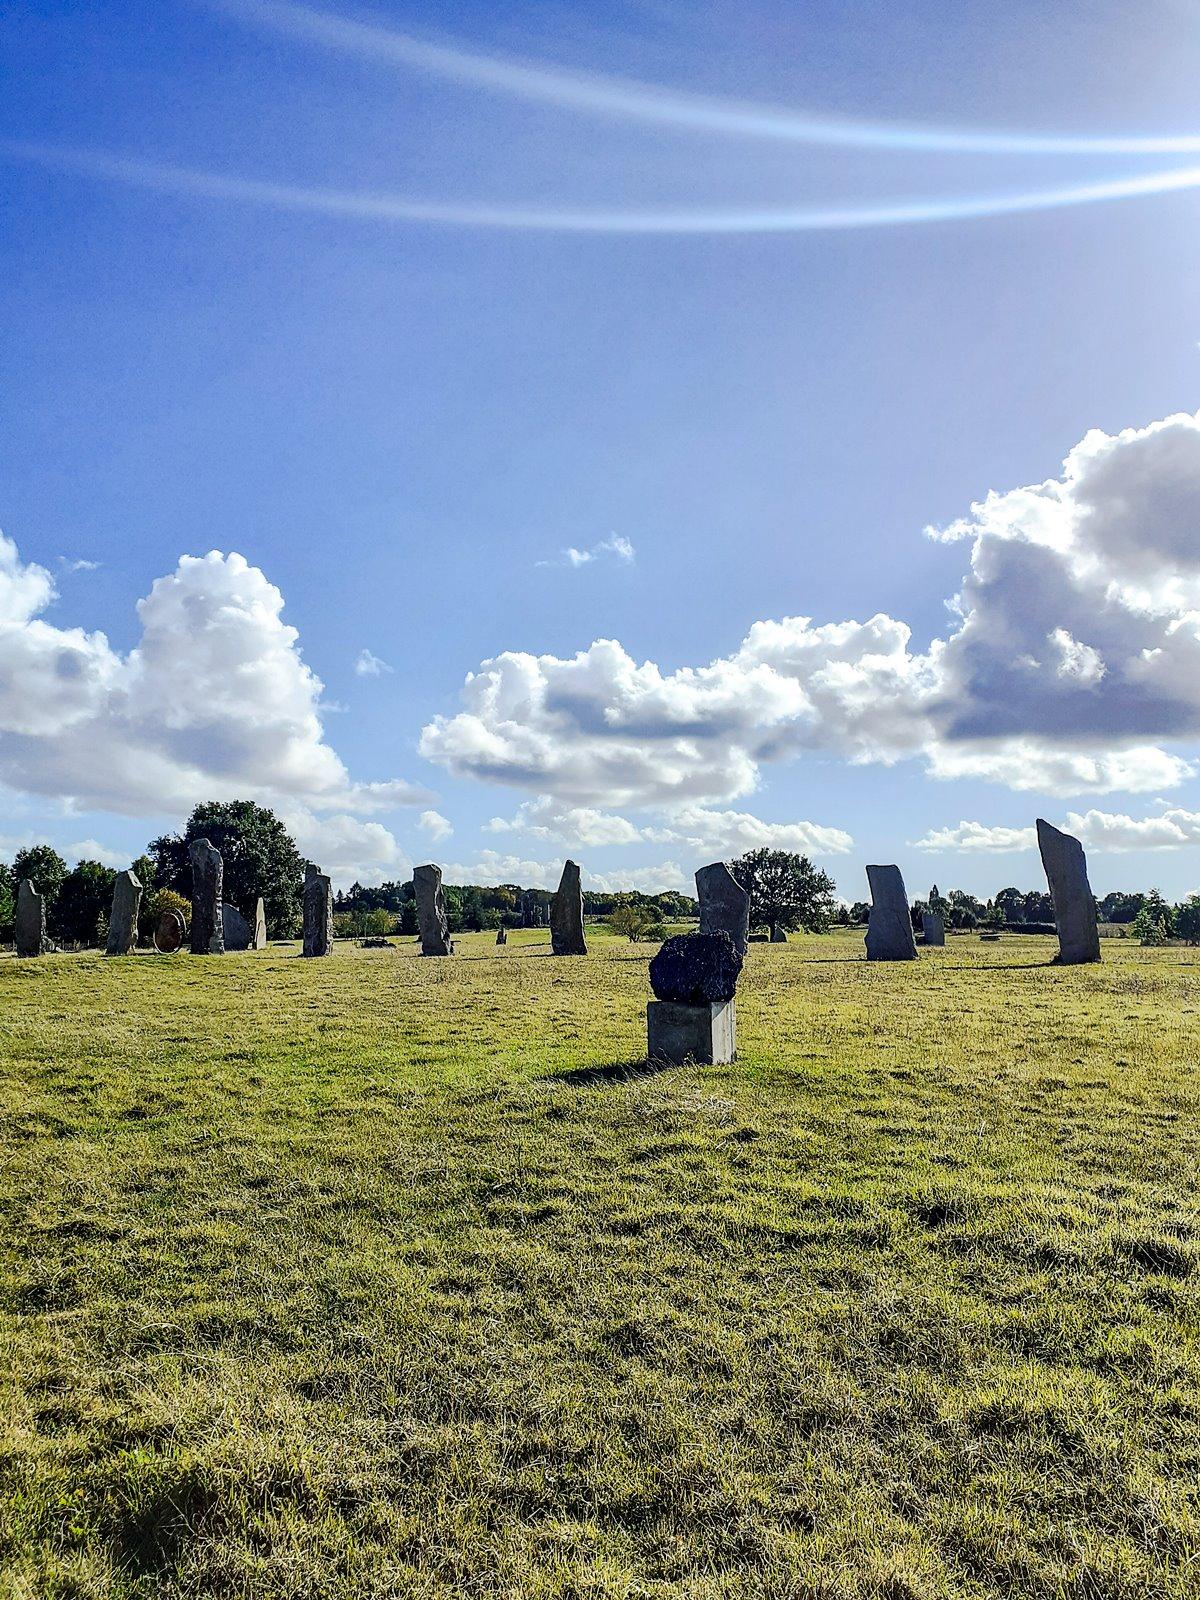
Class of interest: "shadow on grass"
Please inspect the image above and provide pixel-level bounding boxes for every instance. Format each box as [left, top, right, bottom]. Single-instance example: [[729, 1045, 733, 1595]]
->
[[548, 1056, 676, 1088]]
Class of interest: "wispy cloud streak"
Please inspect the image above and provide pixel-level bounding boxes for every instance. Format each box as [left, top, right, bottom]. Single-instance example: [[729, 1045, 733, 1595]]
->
[[207, 0, 1200, 157], [9, 142, 1200, 234]]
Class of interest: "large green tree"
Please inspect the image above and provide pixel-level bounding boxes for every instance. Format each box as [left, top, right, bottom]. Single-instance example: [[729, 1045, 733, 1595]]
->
[[55, 860, 117, 946], [729, 849, 837, 941], [12, 846, 68, 914], [149, 800, 304, 938]]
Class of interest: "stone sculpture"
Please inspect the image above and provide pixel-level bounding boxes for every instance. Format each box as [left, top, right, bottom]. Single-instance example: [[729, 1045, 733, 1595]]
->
[[646, 931, 740, 1065], [696, 861, 750, 959], [414, 863, 452, 956], [154, 908, 185, 953], [1037, 818, 1101, 964], [221, 902, 253, 952], [105, 870, 142, 955], [550, 859, 587, 955], [302, 864, 333, 957], [15, 880, 49, 957], [188, 838, 224, 954], [922, 912, 945, 947], [865, 865, 918, 961], [252, 897, 268, 949]]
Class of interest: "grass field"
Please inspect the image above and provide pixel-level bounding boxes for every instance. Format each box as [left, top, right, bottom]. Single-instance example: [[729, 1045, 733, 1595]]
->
[[2, 929, 1198, 1599]]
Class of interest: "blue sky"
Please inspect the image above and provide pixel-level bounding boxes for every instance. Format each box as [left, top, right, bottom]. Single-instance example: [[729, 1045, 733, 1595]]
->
[[3, 0, 1200, 899]]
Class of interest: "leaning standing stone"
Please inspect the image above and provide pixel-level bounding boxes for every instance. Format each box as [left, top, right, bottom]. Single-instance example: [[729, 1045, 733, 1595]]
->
[[550, 859, 587, 955], [221, 902, 253, 952], [302, 864, 333, 957], [865, 865, 918, 961], [188, 838, 225, 954], [252, 897, 268, 949], [1037, 818, 1101, 964], [105, 870, 142, 955], [15, 880, 48, 958], [696, 861, 750, 959], [414, 864, 452, 956]]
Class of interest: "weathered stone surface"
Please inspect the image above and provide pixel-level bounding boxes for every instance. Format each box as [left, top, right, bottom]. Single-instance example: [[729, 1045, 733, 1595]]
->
[[649, 931, 742, 1004], [154, 908, 185, 953], [1037, 818, 1101, 965], [550, 859, 587, 955], [15, 879, 49, 957], [105, 870, 142, 955], [222, 902, 253, 952], [696, 862, 750, 959], [414, 863, 452, 956], [252, 897, 267, 950], [189, 838, 224, 954], [865, 865, 918, 961], [922, 912, 945, 947], [770, 925, 787, 943], [496, 927, 507, 945], [302, 864, 334, 957], [647, 999, 736, 1066]]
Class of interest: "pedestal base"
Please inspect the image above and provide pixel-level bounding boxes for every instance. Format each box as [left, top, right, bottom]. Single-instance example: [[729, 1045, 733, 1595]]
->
[[647, 999, 736, 1066]]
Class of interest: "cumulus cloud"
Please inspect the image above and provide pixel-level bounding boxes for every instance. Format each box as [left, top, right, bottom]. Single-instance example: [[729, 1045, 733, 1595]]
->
[[914, 805, 1200, 855], [277, 804, 411, 888], [0, 536, 429, 818], [912, 821, 1038, 852], [439, 847, 685, 893], [423, 410, 1200, 803], [485, 795, 852, 859], [418, 808, 453, 841], [540, 534, 636, 570], [354, 647, 392, 677]]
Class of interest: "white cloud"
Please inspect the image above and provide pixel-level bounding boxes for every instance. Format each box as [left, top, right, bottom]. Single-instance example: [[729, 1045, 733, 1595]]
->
[[355, 647, 393, 677], [59, 557, 101, 573], [542, 534, 636, 570], [436, 848, 686, 894], [424, 410, 1200, 804], [912, 821, 1038, 852], [278, 804, 411, 888], [0, 537, 429, 818], [1064, 805, 1200, 852], [418, 808, 453, 841], [485, 796, 642, 846]]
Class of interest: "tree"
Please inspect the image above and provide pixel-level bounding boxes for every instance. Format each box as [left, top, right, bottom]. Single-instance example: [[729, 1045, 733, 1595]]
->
[[729, 849, 837, 940], [1133, 905, 1168, 946], [55, 861, 117, 945], [609, 904, 663, 941], [149, 800, 304, 938], [1174, 896, 1200, 945], [12, 846, 67, 914], [0, 862, 13, 939]]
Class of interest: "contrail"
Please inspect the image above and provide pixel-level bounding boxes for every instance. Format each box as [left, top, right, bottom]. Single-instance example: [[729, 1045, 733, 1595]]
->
[[7, 141, 1200, 232], [205, 0, 1200, 157]]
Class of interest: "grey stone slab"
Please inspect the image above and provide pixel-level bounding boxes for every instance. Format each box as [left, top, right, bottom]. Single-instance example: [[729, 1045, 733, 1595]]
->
[[15, 879, 48, 958], [222, 901, 253, 952], [921, 912, 945, 947], [302, 864, 333, 957], [189, 838, 224, 954], [252, 897, 267, 949], [865, 864, 917, 961], [414, 863, 452, 956], [1037, 818, 1101, 964], [105, 869, 142, 955], [696, 861, 750, 959], [647, 999, 736, 1066], [550, 859, 587, 955]]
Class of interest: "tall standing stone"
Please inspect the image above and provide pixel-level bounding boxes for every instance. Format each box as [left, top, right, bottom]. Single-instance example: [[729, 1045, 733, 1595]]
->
[[921, 912, 945, 947], [105, 870, 142, 955], [1037, 818, 1101, 964], [189, 838, 225, 955], [221, 902, 253, 952], [302, 864, 333, 957], [550, 859, 587, 955], [252, 897, 268, 949], [15, 879, 48, 957], [865, 865, 918, 961], [414, 864, 452, 956], [696, 861, 750, 959]]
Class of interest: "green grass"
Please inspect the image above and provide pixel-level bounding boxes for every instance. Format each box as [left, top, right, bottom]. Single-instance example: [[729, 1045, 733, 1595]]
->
[[2, 929, 1199, 1599]]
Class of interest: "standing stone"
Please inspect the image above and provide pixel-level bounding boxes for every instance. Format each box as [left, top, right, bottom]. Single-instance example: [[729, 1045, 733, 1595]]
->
[[550, 859, 587, 955], [496, 926, 507, 946], [221, 902, 253, 952], [696, 861, 750, 959], [154, 908, 185, 953], [302, 864, 334, 957], [1037, 818, 1101, 964], [188, 838, 225, 954], [922, 913, 945, 947], [252, 897, 267, 949], [15, 880, 48, 957], [865, 865, 918, 961], [414, 863, 452, 956], [770, 925, 787, 944], [105, 870, 142, 956]]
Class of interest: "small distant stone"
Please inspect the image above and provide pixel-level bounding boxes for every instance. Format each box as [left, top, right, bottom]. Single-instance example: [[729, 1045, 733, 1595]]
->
[[649, 931, 742, 1005]]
